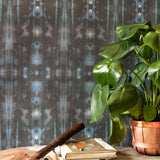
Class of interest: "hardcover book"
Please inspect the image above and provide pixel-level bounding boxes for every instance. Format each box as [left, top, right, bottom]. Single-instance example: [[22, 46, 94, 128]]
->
[[54, 138, 117, 160]]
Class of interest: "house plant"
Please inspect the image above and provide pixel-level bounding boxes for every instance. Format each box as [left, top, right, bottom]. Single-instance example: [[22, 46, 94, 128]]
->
[[90, 21, 160, 155]]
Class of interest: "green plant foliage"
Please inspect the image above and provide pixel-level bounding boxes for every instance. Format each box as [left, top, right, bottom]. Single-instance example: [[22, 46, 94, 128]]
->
[[148, 60, 160, 89], [153, 24, 160, 32], [90, 21, 160, 146], [99, 40, 135, 60], [107, 84, 139, 117], [90, 84, 109, 123], [117, 73, 127, 87], [130, 63, 148, 87], [143, 105, 157, 122], [116, 22, 150, 40], [93, 58, 123, 87], [109, 117, 127, 147], [129, 98, 142, 119], [141, 46, 153, 59], [143, 31, 160, 52]]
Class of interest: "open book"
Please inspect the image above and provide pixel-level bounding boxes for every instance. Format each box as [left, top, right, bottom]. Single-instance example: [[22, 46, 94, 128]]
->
[[54, 138, 117, 160]]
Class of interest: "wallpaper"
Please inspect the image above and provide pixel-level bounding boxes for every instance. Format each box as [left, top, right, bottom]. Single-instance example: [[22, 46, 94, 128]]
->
[[0, 0, 159, 150]]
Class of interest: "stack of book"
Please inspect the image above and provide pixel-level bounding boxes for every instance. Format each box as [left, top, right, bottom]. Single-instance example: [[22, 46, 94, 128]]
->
[[54, 138, 117, 160]]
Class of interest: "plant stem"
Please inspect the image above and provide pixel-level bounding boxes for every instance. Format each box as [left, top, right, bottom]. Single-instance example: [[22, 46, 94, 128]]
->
[[153, 52, 159, 107], [124, 65, 148, 104], [133, 47, 151, 105], [134, 48, 151, 66], [153, 84, 157, 107]]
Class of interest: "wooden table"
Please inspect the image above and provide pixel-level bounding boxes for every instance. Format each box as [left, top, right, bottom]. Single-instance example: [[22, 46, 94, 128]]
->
[[113, 147, 160, 160], [0, 146, 160, 160], [0, 146, 56, 160]]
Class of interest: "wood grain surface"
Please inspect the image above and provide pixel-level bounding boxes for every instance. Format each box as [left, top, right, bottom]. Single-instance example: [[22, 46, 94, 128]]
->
[[113, 147, 160, 160], [0, 146, 160, 160], [0, 146, 58, 160]]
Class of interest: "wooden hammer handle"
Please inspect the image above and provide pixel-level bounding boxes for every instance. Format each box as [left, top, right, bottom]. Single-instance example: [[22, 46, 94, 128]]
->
[[33, 122, 85, 159]]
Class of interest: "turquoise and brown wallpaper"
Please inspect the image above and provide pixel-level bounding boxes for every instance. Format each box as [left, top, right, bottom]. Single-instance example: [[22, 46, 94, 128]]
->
[[0, 0, 159, 150]]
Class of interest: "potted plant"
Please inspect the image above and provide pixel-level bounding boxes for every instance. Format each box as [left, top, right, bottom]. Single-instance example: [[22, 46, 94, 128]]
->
[[90, 21, 160, 155]]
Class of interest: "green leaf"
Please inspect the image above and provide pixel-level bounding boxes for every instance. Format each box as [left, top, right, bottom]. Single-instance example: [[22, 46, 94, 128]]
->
[[155, 95, 160, 108], [143, 31, 160, 52], [116, 22, 151, 40], [130, 63, 148, 87], [99, 40, 135, 60], [117, 73, 127, 87], [108, 83, 139, 117], [109, 117, 127, 147], [153, 24, 160, 32], [143, 105, 157, 122], [121, 111, 130, 115], [93, 58, 123, 87], [148, 60, 160, 88], [90, 84, 109, 123], [141, 45, 154, 59], [129, 98, 142, 119]]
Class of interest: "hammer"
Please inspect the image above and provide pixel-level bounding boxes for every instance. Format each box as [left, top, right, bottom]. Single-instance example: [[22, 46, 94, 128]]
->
[[10, 122, 85, 160]]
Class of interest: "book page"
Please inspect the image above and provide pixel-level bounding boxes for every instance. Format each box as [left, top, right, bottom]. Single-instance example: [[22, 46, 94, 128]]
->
[[64, 138, 115, 153], [94, 138, 116, 151]]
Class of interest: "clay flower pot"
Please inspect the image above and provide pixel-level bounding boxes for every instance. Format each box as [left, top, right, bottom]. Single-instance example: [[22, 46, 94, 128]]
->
[[130, 119, 160, 155]]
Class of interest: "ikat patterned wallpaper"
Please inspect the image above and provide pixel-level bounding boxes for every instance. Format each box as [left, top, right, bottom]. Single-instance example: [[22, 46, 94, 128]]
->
[[0, 0, 160, 150]]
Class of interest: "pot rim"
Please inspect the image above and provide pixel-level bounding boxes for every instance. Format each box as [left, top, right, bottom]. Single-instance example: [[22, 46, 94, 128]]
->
[[130, 118, 160, 128]]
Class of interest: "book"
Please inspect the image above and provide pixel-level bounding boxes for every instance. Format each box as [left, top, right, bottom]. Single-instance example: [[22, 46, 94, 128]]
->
[[54, 138, 117, 160]]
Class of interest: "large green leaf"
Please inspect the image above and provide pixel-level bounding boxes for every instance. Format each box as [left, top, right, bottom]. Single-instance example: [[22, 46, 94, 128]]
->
[[99, 40, 135, 60], [129, 98, 142, 119], [148, 60, 160, 88], [90, 84, 109, 123], [143, 105, 157, 122], [93, 58, 123, 87], [116, 22, 151, 40], [143, 31, 160, 52], [109, 117, 127, 146], [130, 63, 148, 87], [141, 45, 154, 59], [107, 83, 139, 117], [117, 73, 127, 87], [155, 95, 160, 108], [153, 24, 160, 32]]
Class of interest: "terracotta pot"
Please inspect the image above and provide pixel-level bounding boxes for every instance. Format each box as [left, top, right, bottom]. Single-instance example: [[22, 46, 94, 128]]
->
[[130, 119, 160, 155]]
